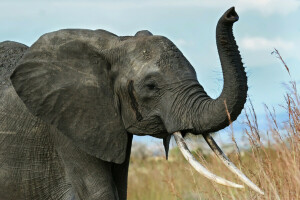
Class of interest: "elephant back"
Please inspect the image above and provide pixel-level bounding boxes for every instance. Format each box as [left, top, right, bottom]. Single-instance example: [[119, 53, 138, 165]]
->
[[0, 41, 28, 90]]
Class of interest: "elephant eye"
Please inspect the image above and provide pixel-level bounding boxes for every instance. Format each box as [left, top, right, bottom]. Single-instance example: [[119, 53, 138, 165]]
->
[[146, 83, 157, 90]]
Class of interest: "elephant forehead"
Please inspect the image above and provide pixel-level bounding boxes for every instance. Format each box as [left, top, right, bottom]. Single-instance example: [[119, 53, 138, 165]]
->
[[128, 61, 160, 78], [157, 48, 184, 67], [156, 49, 196, 78]]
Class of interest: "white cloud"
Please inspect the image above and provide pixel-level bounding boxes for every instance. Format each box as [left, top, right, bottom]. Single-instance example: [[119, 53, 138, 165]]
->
[[238, 36, 300, 67], [62, 0, 300, 15], [240, 37, 295, 51], [2, 0, 299, 16], [234, 0, 300, 15]]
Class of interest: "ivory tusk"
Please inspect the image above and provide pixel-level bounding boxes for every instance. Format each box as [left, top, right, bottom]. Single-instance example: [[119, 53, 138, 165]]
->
[[203, 133, 264, 195], [173, 131, 244, 189]]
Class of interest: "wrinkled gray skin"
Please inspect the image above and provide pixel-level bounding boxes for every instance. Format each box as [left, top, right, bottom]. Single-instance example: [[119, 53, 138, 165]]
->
[[0, 7, 247, 200]]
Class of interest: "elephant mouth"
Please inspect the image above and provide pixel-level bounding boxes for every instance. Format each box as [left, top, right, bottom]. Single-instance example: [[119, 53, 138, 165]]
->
[[173, 131, 264, 195]]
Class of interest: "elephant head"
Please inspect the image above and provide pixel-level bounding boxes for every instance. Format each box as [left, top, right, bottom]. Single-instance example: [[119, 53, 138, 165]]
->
[[10, 7, 263, 194]]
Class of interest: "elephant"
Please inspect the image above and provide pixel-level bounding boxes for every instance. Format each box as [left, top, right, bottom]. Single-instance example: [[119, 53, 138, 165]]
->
[[0, 7, 263, 200]]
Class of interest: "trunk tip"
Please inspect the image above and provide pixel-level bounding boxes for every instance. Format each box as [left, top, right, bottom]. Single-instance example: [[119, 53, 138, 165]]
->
[[224, 7, 239, 22]]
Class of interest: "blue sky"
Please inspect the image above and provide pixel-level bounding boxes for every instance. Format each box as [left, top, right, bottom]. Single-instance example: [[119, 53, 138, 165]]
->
[[1, 0, 300, 147]]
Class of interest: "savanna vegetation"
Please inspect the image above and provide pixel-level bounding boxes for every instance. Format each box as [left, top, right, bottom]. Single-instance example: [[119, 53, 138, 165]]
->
[[127, 51, 300, 200]]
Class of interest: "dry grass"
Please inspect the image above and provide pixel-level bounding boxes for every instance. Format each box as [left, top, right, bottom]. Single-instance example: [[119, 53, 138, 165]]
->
[[127, 51, 300, 200]]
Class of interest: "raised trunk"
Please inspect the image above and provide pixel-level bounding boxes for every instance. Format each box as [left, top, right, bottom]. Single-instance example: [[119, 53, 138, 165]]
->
[[192, 7, 247, 134]]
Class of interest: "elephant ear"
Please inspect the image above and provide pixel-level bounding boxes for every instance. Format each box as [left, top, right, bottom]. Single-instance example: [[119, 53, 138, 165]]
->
[[10, 31, 128, 164]]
